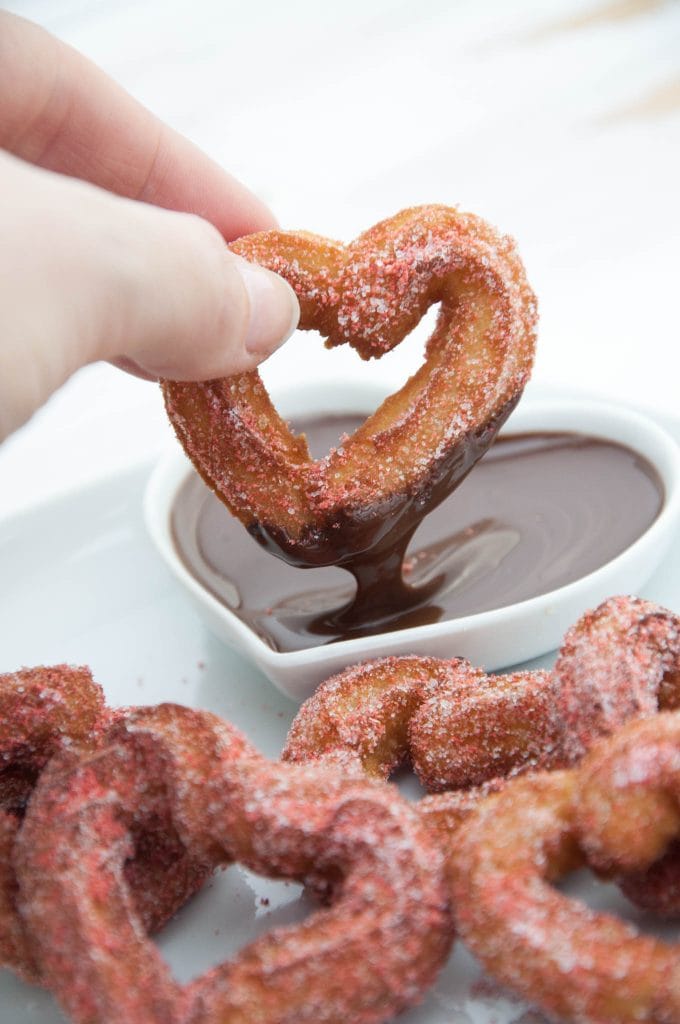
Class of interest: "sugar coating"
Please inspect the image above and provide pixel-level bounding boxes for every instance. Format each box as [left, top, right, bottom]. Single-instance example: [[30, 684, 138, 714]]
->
[[0, 671, 215, 989], [575, 713, 680, 920], [162, 205, 538, 561], [0, 664, 107, 782], [555, 595, 680, 761], [451, 714, 680, 1023], [283, 595, 680, 850], [0, 664, 108, 983], [15, 702, 453, 1024]]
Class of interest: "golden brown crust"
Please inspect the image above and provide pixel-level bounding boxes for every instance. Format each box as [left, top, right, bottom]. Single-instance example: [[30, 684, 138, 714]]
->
[[162, 205, 537, 566], [0, 668, 217, 986], [282, 596, 680, 864], [574, 713, 680, 920], [284, 596, 680, 787], [17, 703, 453, 1024], [0, 665, 108, 982], [450, 714, 680, 1024]]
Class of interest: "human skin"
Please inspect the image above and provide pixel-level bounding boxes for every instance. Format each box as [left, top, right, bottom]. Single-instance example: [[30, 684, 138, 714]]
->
[[0, 12, 299, 441]]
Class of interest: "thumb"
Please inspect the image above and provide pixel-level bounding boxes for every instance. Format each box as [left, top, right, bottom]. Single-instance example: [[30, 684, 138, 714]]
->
[[0, 151, 298, 439], [105, 206, 299, 381]]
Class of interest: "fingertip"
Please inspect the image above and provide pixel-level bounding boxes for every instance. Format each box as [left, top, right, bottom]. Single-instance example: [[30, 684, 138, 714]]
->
[[235, 257, 300, 360], [111, 207, 298, 383]]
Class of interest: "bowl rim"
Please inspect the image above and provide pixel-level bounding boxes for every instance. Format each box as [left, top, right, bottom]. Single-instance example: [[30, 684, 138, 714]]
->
[[145, 383, 680, 672]]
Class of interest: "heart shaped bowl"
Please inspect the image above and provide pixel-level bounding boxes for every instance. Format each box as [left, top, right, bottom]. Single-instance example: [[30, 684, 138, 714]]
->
[[145, 381, 680, 702]]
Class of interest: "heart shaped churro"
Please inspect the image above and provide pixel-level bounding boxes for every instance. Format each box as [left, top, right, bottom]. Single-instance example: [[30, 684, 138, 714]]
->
[[16, 704, 452, 1024], [0, 667, 218, 985], [282, 596, 680, 855], [162, 206, 537, 578], [450, 713, 680, 1024]]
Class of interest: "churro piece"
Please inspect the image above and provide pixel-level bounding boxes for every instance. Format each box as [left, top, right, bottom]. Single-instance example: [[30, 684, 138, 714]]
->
[[450, 713, 680, 1024], [17, 703, 452, 1024], [163, 205, 537, 569]]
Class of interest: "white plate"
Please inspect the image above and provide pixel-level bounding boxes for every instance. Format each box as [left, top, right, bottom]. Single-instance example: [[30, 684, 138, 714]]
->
[[1, 388, 680, 1023], [146, 382, 680, 700]]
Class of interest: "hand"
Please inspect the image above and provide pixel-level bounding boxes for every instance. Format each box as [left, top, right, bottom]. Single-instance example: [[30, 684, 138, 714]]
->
[[0, 12, 299, 441]]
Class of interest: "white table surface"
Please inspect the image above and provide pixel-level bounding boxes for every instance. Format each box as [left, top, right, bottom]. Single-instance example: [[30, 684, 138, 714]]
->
[[1, 0, 679, 515]]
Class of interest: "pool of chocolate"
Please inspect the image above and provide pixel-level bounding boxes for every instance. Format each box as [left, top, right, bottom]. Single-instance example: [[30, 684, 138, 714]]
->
[[172, 414, 663, 652]]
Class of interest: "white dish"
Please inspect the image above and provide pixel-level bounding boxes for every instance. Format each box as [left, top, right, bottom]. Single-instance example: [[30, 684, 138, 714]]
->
[[2, 393, 680, 1022], [146, 382, 680, 701]]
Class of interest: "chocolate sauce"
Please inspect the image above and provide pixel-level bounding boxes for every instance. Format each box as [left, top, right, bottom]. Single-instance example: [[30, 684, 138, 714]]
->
[[172, 414, 664, 652], [246, 399, 518, 639]]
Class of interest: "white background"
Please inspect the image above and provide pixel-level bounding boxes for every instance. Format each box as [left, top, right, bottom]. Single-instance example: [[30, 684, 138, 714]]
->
[[1, 0, 679, 515], [1, 6, 679, 1021]]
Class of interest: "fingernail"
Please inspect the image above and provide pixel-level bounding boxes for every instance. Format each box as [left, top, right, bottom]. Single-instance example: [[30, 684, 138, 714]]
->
[[237, 258, 299, 357]]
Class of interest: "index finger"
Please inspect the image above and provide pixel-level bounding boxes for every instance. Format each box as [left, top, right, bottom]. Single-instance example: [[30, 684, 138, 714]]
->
[[0, 11, 275, 239]]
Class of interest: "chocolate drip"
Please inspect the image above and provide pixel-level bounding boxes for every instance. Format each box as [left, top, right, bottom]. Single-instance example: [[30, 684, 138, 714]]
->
[[172, 415, 664, 652], [247, 399, 518, 574]]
